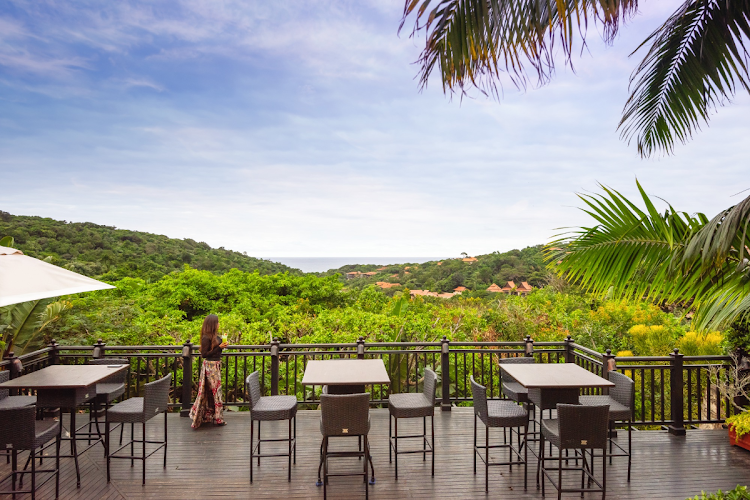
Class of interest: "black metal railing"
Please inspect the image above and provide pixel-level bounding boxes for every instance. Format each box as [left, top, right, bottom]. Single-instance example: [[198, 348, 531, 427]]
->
[[1, 335, 735, 434]]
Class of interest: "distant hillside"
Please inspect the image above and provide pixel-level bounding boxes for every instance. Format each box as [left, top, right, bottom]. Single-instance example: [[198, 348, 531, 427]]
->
[[320, 246, 548, 294], [0, 211, 301, 281]]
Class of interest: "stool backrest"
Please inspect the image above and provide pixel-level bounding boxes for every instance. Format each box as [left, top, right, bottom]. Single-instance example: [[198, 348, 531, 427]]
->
[[89, 358, 129, 384], [608, 371, 634, 409], [470, 376, 488, 423], [245, 371, 261, 410], [144, 374, 171, 417], [557, 403, 609, 450], [320, 393, 370, 437], [423, 368, 437, 405], [0, 406, 36, 450], [498, 356, 534, 385]]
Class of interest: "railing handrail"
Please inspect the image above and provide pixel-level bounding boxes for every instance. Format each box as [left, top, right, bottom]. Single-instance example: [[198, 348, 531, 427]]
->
[[3, 339, 735, 431], [569, 343, 605, 359]]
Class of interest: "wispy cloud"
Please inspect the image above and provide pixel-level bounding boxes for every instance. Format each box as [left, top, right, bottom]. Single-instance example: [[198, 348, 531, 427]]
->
[[0, 0, 748, 257]]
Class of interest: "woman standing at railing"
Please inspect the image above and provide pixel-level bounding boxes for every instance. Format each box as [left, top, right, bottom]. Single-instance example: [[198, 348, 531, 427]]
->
[[190, 314, 228, 428]]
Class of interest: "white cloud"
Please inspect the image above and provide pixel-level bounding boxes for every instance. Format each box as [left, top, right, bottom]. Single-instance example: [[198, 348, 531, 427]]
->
[[1, 0, 748, 258]]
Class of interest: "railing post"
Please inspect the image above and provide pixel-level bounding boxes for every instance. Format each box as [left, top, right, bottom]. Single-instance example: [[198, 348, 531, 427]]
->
[[270, 338, 280, 396], [564, 335, 574, 363], [92, 339, 105, 359], [48, 339, 59, 366], [4, 351, 19, 396], [357, 337, 365, 360], [668, 348, 686, 436], [180, 341, 193, 417], [524, 335, 534, 358], [602, 349, 615, 394], [440, 336, 451, 412]]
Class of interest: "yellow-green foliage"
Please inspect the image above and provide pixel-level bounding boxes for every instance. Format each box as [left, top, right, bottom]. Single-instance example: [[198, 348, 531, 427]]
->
[[687, 485, 750, 500], [616, 350, 634, 357], [629, 324, 675, 356], [727, 412, 750, 440], [677, 331, 723, 356]]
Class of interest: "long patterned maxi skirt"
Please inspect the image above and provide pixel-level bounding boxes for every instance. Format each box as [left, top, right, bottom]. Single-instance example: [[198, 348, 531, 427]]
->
[[189, 359, 224, 428]]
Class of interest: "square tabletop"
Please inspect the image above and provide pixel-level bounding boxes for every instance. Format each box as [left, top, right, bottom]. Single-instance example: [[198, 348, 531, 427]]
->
[[0, 364, 128, 389], [301, 359, 390, 386], [500, 363, 614, 389]]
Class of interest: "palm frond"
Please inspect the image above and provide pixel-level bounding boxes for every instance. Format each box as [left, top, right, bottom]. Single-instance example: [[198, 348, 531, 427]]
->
[[547, 183, 750, 331], [400, 0, 639, 97], [545, 180, 704, 302], [619, 0, 750, 157]]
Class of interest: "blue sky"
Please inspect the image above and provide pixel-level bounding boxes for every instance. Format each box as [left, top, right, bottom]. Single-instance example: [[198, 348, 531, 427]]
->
[[1, 0, 748, 258]]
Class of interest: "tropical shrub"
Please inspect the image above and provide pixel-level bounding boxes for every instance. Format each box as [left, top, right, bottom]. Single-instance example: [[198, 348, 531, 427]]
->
[[677, 331, 724, 356], [629, 325, 678, 356], [687, 485, 750, 500]]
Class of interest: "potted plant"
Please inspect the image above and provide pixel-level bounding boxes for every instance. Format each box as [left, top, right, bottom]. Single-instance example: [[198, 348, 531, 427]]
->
[[712, 351, 750, 451], [727, 412, 750, 450]]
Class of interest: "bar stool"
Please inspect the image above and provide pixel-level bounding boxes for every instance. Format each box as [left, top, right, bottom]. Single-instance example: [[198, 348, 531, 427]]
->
[[470, 376, 529, 492], [499, 357, 536, 451], [0, 370, 37, 465], [87, 358, 129, 447], [539, 404, 609, 499], [246, 371, 297, 482], [388, 368, 436, 479], [105, 374, 171, 485], [580, 370, 634, 481], [0, 370, 37, 409], [499, 356, 535, 403], [319, 393, 372, 500], [0, 405, 61, 500]]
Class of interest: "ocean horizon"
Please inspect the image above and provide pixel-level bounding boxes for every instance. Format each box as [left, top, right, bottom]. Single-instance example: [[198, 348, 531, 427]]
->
[[264, 257, 448, 273]]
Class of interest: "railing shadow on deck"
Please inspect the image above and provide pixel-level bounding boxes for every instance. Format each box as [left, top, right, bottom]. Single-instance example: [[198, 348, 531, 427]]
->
[[1, 335, 737, 435]]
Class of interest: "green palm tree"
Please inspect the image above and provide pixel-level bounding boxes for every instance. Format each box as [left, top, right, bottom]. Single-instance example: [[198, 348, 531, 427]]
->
[[400, 0, 750, 157], [545, 181, 750, 331]]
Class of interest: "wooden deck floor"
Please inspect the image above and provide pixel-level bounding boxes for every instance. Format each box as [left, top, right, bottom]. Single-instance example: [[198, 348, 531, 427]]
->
[[6, 408, 750, 499]]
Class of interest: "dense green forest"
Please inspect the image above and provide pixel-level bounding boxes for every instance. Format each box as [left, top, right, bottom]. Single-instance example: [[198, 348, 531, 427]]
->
[[44, 267, 721, 357], [0, 211, 299, 282], [0, 211, 737, 356], [323, 246, 547, 294]]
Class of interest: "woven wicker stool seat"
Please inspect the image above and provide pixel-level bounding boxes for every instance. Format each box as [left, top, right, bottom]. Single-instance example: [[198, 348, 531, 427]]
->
[[484, 400, 529, 428], [579, 395, 630, 420], [501, 381, 528, 403], [0, 405, 61, 500], [388, 368, 436, 480], [107, 398, 150, 423], [106, 374, 170, 485], [246, 371, 298, 483], [0, 371, 37, 409], [0, 394, 36, 409], [251, 395, 298, 421], [89, 359, 128, 401], [388, 392, 433, 419]]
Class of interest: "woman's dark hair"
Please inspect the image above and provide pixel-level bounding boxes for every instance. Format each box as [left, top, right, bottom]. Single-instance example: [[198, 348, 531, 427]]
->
[[200, 314, 220, 355]]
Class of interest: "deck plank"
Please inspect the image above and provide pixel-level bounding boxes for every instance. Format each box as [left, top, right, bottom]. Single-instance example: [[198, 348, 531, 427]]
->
[[1, 408, 749, 499]]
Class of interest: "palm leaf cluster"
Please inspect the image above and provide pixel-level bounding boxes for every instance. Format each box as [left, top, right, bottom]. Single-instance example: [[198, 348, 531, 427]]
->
[[401, 0, 750, 157], [620, 0, 750, 156], [400, 0, 638, 95], [546, 181, 750, 331]]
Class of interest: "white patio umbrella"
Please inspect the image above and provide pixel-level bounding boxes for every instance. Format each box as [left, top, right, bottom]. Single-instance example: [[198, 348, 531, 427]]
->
[[0, 246, 115, 307]]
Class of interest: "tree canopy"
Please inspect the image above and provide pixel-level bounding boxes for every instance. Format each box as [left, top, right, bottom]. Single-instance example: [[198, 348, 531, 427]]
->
[[0, 211, 300, 282]]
